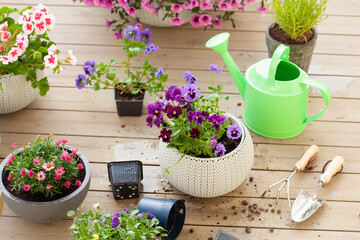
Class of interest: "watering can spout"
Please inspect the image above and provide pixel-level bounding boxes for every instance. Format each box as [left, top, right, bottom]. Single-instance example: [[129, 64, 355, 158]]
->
[[206, 32, 246, 97]]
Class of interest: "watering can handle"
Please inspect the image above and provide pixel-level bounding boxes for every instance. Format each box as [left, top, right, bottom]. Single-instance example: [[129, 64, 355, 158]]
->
[[302, 78, 332, 123], [267, 44, 290, 86]]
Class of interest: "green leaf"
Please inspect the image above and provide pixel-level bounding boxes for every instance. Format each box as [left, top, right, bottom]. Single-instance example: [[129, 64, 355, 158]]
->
[[67, 210, 75, 217], [93, 82, 100, 91], [37, 77, 50, 96]]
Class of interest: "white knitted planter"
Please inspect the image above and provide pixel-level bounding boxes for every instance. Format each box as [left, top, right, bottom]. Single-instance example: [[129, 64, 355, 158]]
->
[[158, 114, 254, 198], [0, 72, 41, 114], [136, 7, 192, 27]]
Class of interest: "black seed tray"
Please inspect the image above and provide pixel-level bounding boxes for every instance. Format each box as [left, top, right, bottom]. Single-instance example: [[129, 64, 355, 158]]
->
[[107, 161, 143, 200], [215, 229, 239, 240]]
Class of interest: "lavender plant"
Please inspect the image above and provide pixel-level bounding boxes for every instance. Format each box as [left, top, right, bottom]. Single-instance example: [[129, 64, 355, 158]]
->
[[67, 203, 167, 240], [146, 64, 243, 173], [75, 25, 167, 96]]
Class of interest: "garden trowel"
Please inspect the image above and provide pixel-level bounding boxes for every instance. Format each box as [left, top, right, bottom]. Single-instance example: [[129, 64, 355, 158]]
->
[[291, 156, 344, 222]]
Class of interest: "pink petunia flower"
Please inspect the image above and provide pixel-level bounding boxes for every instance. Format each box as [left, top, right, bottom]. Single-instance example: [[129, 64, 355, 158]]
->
[[190, 0, 199, 8], [46, 185, 52, 190], [37, 171, 46, 181], [135, 22, 142, 30], [117, 0, 128, 8], [42, 161, 55, 171], [65, 181, 71, 189], [55, 167, 65, 176], [113, 31, 123, 40], [125, 7, 136, 16], [75, 180, 82, 186], [34, 20, 46, 35], [212, 17, 223, 28], [199, 0, 213, 10], [105, 18, 113, 31], [84, 0, 95, 6], [54, 174, 61, 180], [23, 184, 30, 191], [189, 14, 202, 27], [28, 170, 34, 178], [7, 174, 13, 181], [20, 169, 27, 175], [33, 157, 41, 165], [246, 0, 255, 3], [44, 54, 58, 69], [77, 163, 84, 169], [257, 1, 268, 13], [170, 17, 184, 26], [171, 4, 183, 13], [199, 14, 212, 26], [230, 0, 240, 9], [218, 1, 230, 10]]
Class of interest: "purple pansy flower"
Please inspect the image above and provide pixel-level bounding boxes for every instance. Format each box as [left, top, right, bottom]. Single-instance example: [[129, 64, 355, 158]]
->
[[201, 111, 209, 119], [190, 127, 201, 139], [209, 64, 222, 74], [111, 211, 120, 228], [75, 74, 87, 89], [183, 71, 197, 84], [154, 115, 164, 127], [191, 111, 205, 125], [214, 142, 226, 157], [155, 68, 164, 78], [146, 115, 153, 127], [159, 128, 172, 143], [227, 124, 242, 139], [145, 44, 159, 55], [166, 106, 183, 119], [174, 92, 187, 105], [208, 114, 225, 130], [210, 133, 218, 149], [165, 86, 182, 101], [83, 60, 96, 76], [183, 84, 200, 102], [136, 213, 143, 219], [147, 101, 163, 117]]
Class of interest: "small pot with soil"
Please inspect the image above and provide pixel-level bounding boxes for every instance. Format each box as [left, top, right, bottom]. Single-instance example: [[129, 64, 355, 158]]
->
[[0, 137, 91, 222], [114, 83, 145, 117], [266, 23, 318, 73]]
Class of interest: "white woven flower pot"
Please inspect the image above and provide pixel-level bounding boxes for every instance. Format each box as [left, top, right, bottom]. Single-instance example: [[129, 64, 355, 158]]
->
[[136, 7, 192, 27], [158, 114, 254, 198], [0, 72, 41, 114]]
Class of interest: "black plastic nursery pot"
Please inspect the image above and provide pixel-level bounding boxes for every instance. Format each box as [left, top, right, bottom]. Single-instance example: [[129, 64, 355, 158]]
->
[[215, 229, 239, 240], [114, 87, 145, 117], [107, 161, 143, 200], [138, 197, 186, 240]]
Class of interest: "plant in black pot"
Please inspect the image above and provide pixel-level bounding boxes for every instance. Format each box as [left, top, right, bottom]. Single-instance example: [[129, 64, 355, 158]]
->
[[75, 25, 168, 116], [0, 134, 91, 222], [264, 0, 328, 72]]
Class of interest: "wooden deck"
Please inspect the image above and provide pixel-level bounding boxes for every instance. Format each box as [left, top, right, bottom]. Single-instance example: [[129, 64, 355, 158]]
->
[[1, 0, 360, 239]]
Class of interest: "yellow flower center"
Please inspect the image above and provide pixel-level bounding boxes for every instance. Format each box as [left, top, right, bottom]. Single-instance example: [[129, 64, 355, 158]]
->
[[155, 110, 159, 114], [47, 163, 52, 168], [233, 131, 236, 135], [173, 111, 177, 115]]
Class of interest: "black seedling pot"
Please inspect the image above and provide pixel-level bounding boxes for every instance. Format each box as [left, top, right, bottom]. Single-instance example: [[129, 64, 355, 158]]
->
[[114, 88, 145, 117], [107, 161, 143, 200], [138, 197, 186, 240], [215, 229, 239, 240]]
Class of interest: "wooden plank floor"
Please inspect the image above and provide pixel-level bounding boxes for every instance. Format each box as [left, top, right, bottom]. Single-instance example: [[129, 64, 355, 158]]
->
[[1, 0, 360, 239]]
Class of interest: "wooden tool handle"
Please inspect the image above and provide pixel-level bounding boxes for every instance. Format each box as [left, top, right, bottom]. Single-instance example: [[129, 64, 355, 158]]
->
[[295, 145, 320, 171], [320, 156, 344, 184], [0, 191, 3, 218]]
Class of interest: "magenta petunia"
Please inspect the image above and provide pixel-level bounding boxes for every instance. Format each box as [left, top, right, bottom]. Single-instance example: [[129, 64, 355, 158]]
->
[[218, 1, 230, 10], [125, 7, 136, 16], [190, 14, 202, 28], [171, 4, 183, 13], [199, 14, 212, 26], [257, 1, 268, 13], [200, 0, 213, 10], [117, 0, 128, 8], [170, 17, 184, 26]]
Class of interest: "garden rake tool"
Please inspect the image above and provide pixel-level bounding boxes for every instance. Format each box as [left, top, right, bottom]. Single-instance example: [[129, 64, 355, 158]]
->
[[261, 145, 320, 207]]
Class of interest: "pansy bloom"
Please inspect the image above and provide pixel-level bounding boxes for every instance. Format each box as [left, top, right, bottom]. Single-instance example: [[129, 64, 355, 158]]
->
[[227, 124, 242, 139]]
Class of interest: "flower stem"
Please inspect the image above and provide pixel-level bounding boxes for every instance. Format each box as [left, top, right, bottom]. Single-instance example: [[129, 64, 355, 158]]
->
[[163, 153, 186, 174]]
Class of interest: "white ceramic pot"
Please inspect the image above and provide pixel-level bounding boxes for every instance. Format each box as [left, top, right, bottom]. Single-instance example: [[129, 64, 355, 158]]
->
[[158, 114, 254, 198], [0, 72, 41, 114], [136, 7, 192, 27]]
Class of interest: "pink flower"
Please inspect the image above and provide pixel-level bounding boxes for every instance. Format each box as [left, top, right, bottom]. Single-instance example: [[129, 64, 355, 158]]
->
[[28, 170, 34, 178], [126, 7, 136, 16], [16, 41, 28, 53], [113, 31, 123, 40], [7, 174, 13, 181], [105, 18, 113, 31], [230, 0, 239, 9], [56, 140, 61, 147], [200, 0, 213, 10], [141, 2, 155, 12], [44, 13, 56, 30], [190, 0, 199, 8], [6, 159, 12, 165], [54, 174, 61, 180], [36, 4, 49, 13], [48, 44, 58, 55], [37, 171, 46, 181], [20, 169, 27, 175], [62, 139, 68, 144], [44, 54, 58, 69], [190, 14, 202, 27], [65, 181, 71, 189], [1, 31, 11, 42], [219, 1, 230, 10], [33, 157, 41, 165], [72, 150, 78, 156], [94, 0, 114, 9], [77, 163, 84, 169], [0, 22, 8, 31], [46, 185, 52, 190], [246, 0, 255, 3], [170, 17, 184, 26], [18, 11, 32, 24], [67, 49, 77, 65], [199, 14, 212, 26], [60, 150, 72, 162], [34, 20, 46, 35], [212, 17, 223, 28], [84, 0, 95, 6], [0, 56, 10, 65], [257, 1, 268, 13], [117, 0, 128, 8], [23, 184, 30, 192], [55, 167, 65, 176], [22, 22, 34, 35], [171, 4, 183, 13], [75, 180, 82, 186], [42, 161, 55, 171], [9, 154, 15, 160], [135, 22, 142, 29], [33, 10, 44, 22], [8, 48, 21, 62]]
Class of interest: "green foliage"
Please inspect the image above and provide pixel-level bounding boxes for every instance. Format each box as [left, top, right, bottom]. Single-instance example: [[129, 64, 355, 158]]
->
[[266, 0, 327, 40], [68, 204, 167, 240], [4, 135, 81, 198]]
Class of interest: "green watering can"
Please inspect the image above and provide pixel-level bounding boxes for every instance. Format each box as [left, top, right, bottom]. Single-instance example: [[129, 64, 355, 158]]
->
[[206, 32, 332, 139]]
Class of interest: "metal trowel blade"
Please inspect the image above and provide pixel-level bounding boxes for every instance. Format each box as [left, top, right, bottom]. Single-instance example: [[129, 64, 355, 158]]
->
[[291, 190, 326, 222]]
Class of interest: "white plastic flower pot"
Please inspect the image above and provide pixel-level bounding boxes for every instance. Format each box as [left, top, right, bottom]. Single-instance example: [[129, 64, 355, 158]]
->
[[136, 7, 192, 27], [0, 145, 91, 222], [0, 72, 42, 114], [158, 113, 254, 198]]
